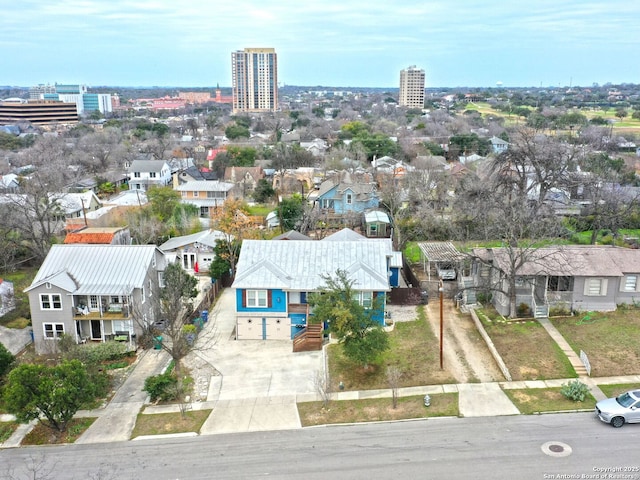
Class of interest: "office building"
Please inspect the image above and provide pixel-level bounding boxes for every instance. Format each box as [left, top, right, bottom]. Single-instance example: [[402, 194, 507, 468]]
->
[[232, 48, 278, 113], [0, 99, 78, 126], [399, 65, 425, 108]]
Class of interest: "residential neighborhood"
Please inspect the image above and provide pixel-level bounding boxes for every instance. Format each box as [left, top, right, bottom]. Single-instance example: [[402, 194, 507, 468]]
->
[[2, 72, 640, 477]]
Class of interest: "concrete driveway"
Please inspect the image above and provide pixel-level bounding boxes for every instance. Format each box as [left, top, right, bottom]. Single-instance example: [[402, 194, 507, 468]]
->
[[190, 288, 324, 434]]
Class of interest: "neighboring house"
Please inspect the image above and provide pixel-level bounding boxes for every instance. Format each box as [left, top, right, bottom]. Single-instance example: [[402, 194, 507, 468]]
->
[[224, 166, 264, 199], [0, 173, 19, 192], [490, 136, 509, 154], [265, 211, 280, 229], [315, 174, 379, 214], [127, 159, 172, 191], [159, 229, 227, 273], [63, 226, 131, 245], [231, 239, 393, 340], [173, 166, 218, 185], [273, 230, 312, 241], [372, 156, 414, 176], [175, 180, 234, 217], [471, 245, 640, 317], [25, 244, 165, 353], [300, 138, 329, 157], [51, 191, 102, 219]]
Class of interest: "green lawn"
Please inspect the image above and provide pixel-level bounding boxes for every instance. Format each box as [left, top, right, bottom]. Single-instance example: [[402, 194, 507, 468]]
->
[[328, 306, 456, 392]]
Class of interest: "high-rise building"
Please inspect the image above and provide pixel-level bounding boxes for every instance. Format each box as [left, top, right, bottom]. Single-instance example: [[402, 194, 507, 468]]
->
[[399, 65, 425, 108], [231, 48, 278, 113]]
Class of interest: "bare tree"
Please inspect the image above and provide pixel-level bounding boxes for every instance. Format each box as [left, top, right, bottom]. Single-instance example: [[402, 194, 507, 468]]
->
[[386, 365, 402, 409], [314, 370, 331, 408]]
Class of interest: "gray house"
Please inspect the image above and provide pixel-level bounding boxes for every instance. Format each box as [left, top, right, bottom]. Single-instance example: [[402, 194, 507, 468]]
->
[[25, 245, 165, 353], [472, 245, 640, 317]]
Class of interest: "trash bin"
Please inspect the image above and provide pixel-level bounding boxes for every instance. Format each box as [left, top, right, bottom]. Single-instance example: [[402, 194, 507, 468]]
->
[[153, 336, 163, 350], [201, 309, 208, 322], [421, 291, 429, 305], [29, 328, 34, 342]]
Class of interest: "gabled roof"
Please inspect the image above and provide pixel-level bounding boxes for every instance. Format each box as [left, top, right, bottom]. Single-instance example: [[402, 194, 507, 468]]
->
[[159, 229, 227, 251], [25, 245, 161, 295], [175, 180, 234, 192], [323, 228, 366, 242], [232, 240, 391, 292], [51, 191, 100, 214], [129, 159, 169, 173], [272, 230, 312, 240], [476, 245, 640, 277]]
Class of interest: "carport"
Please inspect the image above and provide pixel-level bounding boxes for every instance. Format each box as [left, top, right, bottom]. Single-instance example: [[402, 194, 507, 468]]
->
[[417, 241, 465, 281]]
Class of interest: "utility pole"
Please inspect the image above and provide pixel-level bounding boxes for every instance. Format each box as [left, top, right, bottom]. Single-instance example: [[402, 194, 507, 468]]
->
[[439, 278, 444, 369]]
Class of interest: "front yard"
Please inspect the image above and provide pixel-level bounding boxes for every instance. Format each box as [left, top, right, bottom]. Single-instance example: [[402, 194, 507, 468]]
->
[[551, 309, 640, 377]]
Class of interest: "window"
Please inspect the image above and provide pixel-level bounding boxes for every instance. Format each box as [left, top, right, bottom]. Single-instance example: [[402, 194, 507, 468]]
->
[[361, 291, 373, 309], [346, 193, 353, 205], [148, 279, 153, 296], [623, 275, 638, 292], [149, 172, 157, 178], [134, 172, 141, 178], [193, 191, 199, 197], [44, 323, 64, 339], [549, 276, 573, 292], [247, 290, 268, 308], [40, 293, 62, 310], [141, 285, 146, 304], [584, 278, 607, 296], [158, 272, 165, 288]]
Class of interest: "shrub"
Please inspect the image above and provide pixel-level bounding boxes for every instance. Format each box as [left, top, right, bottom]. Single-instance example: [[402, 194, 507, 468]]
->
[[561, 380, 589, 402], [0, 342, 15, 379], [71, 342, 130, 365], [516, 303, 531, 318], [144, 372, 178, 402]]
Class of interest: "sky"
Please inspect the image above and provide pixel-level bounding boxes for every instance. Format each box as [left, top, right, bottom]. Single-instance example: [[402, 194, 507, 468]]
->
[[2, 0, 639, 89]]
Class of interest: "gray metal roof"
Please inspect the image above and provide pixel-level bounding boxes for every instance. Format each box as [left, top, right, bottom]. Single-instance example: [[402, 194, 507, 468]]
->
[[129, 159, 169, 172], [159, 229, 228, 251], [26, 245, 161, 296], [418, 242, 465, 262], [232, 240, 391, 292]]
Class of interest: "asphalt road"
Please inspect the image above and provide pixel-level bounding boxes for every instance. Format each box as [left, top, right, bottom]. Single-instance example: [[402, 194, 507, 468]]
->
[[2, 413, 639, 480]]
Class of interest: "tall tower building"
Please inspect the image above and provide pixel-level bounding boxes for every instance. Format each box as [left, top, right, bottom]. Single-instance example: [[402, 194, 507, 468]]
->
[[399, 65, 425, 108], [232, 48, 278, 113]]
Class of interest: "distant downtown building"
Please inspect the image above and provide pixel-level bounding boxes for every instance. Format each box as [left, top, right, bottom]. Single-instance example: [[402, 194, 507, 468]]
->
[[398, 65, 425, 108], [0, 99, 78, 126], [231, 48, 278, 113], [30, 83, 113, 115]]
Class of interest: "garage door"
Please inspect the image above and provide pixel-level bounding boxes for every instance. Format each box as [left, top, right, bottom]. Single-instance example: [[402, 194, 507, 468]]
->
[[236, 316, 290, 340]]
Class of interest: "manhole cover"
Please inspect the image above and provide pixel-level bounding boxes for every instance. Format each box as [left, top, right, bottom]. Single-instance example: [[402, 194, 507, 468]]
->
[[541, 441, 572, 457]]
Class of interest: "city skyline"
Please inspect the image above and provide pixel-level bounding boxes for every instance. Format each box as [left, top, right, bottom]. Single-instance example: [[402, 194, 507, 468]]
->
[[2, 1, 639, 89]]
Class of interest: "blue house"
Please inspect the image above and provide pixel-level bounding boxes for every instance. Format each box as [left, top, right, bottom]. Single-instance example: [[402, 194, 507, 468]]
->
[[315, 175, 379, 214], [231, 239, 394, 340], [490, 136, 509, 154]]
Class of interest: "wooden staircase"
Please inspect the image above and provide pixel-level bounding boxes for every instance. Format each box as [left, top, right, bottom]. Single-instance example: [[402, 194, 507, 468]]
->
[[293, 324, 324, 352]]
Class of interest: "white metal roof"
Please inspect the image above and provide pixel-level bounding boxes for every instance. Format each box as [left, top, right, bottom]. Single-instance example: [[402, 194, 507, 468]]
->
[[232, 240, 391, 292], [159, 229, 228, 251], [26, 244, 161, 296]]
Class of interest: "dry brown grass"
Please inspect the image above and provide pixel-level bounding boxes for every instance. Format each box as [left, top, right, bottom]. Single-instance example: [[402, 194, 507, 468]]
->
[[21, 418, 96, 445], [481, 318, 575, 380], [551, 310, 640, 377], [504, 388, 596, 414], [297, 393, 458, 427], [131, 409, 211, 438]]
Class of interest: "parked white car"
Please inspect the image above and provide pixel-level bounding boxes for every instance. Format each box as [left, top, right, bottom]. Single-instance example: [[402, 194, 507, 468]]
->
[[595, 389, 640, 427]]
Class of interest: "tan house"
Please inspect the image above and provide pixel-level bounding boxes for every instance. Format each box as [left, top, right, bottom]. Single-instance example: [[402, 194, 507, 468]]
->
[[175, 180, 234, 218]]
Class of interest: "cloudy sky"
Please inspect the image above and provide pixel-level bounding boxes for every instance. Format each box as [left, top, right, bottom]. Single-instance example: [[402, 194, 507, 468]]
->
[[2, 0, 639, 88]]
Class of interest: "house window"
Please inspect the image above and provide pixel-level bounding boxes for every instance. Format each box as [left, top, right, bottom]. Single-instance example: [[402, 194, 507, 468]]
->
[[623, 275, 638, 292], [247, 290, 268, 308], [141, 285, 146, 304], [193, 191, 199, 197], [181, 191, 187, 197], [148, 279, 153, 296], [40, 294, 62, 310], [90, 295, 98, 310], [134, 172, 141, 178], [158, 272, 165, 288], [361, 291, 373, 309], [44, 323, 65, 339], [548, 276, 573, 292], [346, 193, 353, 205], [150, 172, 157, 178], [584, 278, 607, 296]]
